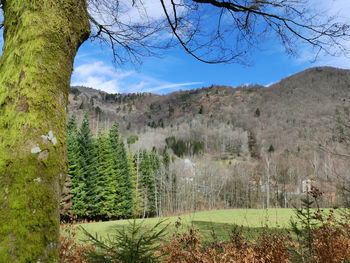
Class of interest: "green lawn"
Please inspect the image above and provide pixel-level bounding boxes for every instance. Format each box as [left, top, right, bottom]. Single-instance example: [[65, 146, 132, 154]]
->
[[78, 208, 296, 241]]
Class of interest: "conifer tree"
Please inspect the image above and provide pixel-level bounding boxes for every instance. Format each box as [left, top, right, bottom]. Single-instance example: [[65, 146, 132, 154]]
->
[[67, 114, 78, 133], [139, 150, 156, 217], [162, 148, 171, 214], [66, 115, 86, 217], [96, 132, 117, 218], [128, 151, 143, 217], [77, 113, 99, 218], [109, 122, 134, 218]]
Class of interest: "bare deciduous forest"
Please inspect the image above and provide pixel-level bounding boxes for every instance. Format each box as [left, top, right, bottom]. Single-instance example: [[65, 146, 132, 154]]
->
[[66, 67, 350, 216]]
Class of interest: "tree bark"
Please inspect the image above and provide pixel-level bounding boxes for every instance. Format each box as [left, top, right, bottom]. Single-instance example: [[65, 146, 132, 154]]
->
[[0, 1, 90, 261]]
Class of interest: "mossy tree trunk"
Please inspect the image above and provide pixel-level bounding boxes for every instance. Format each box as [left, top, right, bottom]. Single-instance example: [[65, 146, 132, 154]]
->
[[0, 1, 90, 262]]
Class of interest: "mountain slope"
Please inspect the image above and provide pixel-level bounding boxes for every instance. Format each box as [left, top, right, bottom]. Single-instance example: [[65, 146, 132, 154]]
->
[[67, 66, 350, 160]]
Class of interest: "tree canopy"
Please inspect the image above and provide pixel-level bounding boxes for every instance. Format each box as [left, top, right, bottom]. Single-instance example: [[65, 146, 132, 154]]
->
[[1, 1, 349, 64], [85, 0, 350, 64]]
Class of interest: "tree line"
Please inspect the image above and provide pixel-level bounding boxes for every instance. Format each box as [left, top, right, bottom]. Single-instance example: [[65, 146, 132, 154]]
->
[[62, 114, 165, 220], [62, 113, 344, 222]]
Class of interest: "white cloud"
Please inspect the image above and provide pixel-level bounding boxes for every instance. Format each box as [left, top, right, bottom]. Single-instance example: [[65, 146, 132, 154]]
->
[[71, 60, 202, 94], [88, 0, 183, 26], [83, 76, 120, 94], [146, 82, 204, 93], [264, 81, 277, 87], [296, 0, 350, 68], [71, 61, 132, 93], [74, 61, 132, 79], [313, 54, 350, 69], [315, 0, 350, 21]]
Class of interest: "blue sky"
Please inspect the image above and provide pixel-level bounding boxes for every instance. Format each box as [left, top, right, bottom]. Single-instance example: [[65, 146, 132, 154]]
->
[[72, 40, 306, 94], [72, 38, 350, 95], [0, 1, 349, 95], [71, 0, 350, 95]]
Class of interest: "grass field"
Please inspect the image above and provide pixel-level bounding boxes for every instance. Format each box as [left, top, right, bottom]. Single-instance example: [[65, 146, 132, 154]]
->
[[78, 208, 296, 241]]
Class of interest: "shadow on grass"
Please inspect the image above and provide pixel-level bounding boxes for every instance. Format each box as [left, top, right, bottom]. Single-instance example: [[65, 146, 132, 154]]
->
[[105, 223, 129, 234], [85, 219, 289, 244], [190, 220, 288, 242]]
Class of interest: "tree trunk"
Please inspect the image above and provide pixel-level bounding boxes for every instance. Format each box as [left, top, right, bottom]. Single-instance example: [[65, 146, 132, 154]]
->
[[0, 1, 90, 261]]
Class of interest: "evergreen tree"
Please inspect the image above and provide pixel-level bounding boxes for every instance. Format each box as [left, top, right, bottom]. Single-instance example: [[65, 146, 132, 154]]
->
[[66, 115, 86, 217], [163, 148, 170, 171], [128, 151, 143, 217], [139, 150, 156, 217], [77, 113, 99, 218], [96, 132, 117, 218], [109, 122, 134, 218], [255, 108, 261, 117], [67, 114, 78, 133], [199, 105, 203, 114]]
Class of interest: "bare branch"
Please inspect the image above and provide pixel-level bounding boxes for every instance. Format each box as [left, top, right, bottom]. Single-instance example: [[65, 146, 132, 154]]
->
[[87, 0, 174, 64], [86, 0, 350, 64], [160, 0, 238, 63], [161, 0, 350, 63]]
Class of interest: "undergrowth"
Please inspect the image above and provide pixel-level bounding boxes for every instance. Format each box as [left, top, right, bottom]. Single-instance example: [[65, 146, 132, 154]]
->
[[60, 189, 350, 262]]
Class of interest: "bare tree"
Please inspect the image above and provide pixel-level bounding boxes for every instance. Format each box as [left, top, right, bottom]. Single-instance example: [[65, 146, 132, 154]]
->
[[319, 109, 350, 206], [87, 0, 350, 64]]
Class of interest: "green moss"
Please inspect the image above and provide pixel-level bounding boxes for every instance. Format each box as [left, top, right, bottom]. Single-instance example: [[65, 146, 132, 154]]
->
[[0, 0, 90, 262]]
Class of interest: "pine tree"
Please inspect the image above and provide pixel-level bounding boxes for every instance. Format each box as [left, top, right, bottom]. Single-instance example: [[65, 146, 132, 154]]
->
[[67, 114, 78, 133], [109, 122, 134, 218], [96, 132, 117, 218], [255, 108, 261, 117], [139, 150, 156, 217], [162, 148, 171, 214], [66, 115, 86, 217], [128, 151, 143, 217], [77, 113, 99, 218], [290, 188, 322, 262]]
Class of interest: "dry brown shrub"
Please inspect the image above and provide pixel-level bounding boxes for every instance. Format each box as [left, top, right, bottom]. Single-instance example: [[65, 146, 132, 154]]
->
[[160, 226, 291, 263], [253, 230, 291, 263], [59, 218, 95, 263], [311, 211, 350, 263]]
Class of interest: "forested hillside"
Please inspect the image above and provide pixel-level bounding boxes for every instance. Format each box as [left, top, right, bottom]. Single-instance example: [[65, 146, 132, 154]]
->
[[64, 67, 350, 218], [68, 67, 350, 157]]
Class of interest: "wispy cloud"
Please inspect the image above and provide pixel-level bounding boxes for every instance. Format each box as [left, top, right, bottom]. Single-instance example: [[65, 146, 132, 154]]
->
[[71, 61, 132, 94], [88, 0, 183, 28], [296, 0, 350, 69], [71, 60, 202, 94], [264, 81, 277, 87], [146, 82, 203, 93]]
